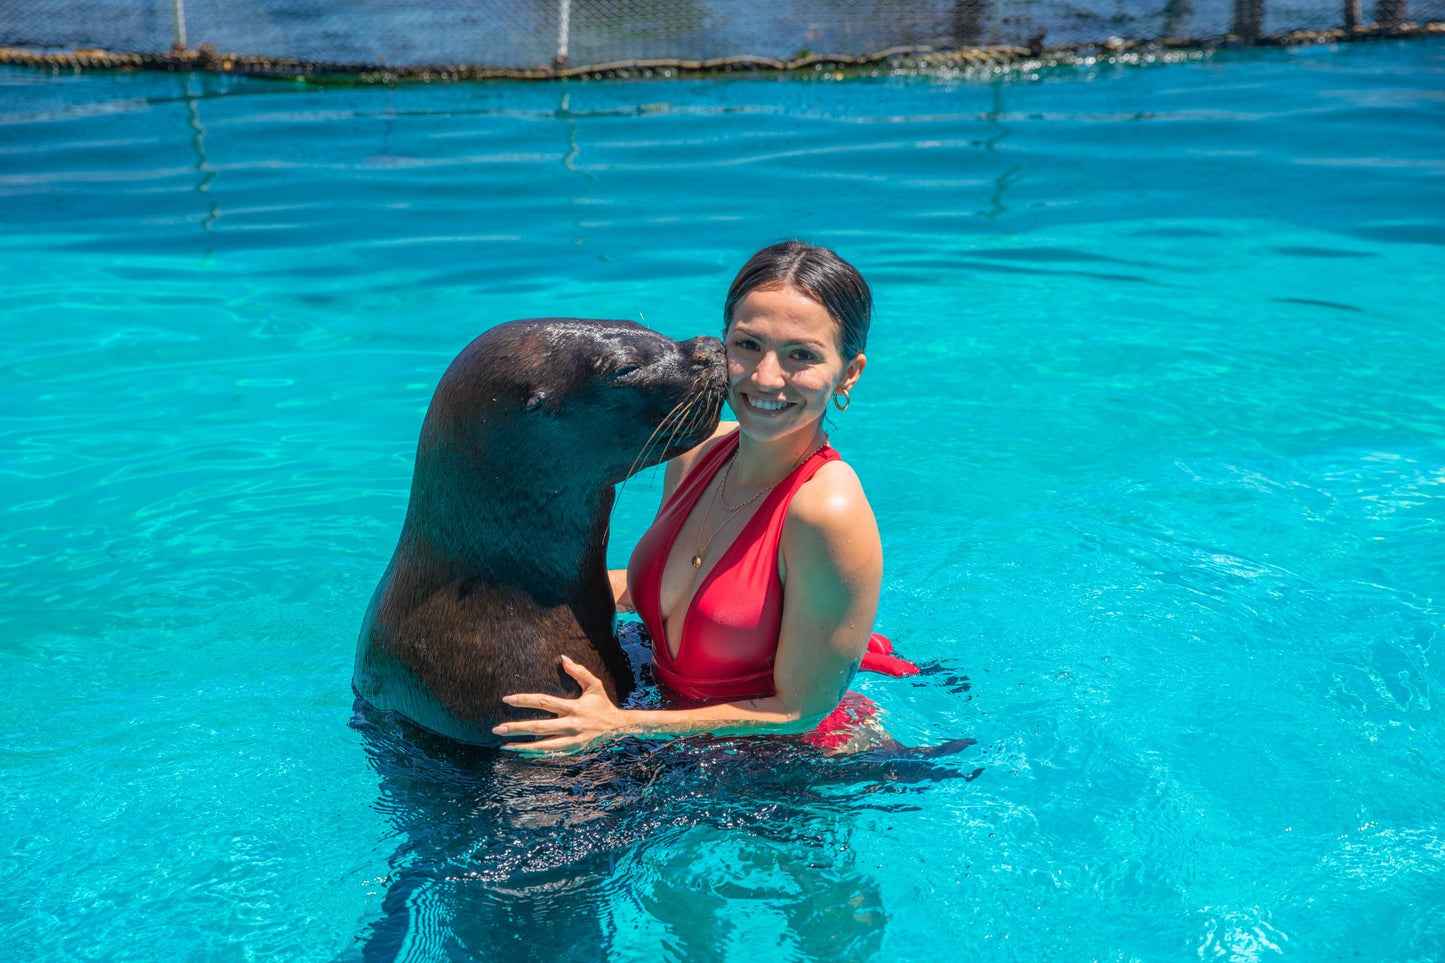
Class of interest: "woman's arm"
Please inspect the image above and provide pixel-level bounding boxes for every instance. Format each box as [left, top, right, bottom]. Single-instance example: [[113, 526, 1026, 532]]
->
[[773, 459, 882, 718], [495, 656, 822, 751], [608, 569, 633, 612], [496, 459, 882, 754]]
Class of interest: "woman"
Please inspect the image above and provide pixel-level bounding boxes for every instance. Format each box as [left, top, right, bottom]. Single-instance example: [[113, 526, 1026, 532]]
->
[[494, 241, 884, 753]]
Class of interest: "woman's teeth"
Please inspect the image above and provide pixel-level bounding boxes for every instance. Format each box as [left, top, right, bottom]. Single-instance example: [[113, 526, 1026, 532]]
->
[[747, 396, 791, 411]]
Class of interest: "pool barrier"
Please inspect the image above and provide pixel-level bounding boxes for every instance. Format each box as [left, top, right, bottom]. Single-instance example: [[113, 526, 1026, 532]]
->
[[2, 21, 1442, 83]]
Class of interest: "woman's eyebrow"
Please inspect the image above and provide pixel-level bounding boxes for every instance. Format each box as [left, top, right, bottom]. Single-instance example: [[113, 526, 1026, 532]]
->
[[729, 327, 829, 350]]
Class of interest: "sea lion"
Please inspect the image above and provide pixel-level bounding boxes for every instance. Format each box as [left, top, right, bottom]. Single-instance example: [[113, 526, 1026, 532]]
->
[[353, 318, 728, 745]]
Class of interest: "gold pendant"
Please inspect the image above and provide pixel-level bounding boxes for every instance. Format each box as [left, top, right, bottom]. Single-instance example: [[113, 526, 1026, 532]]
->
[[691, 555, 703, 568]]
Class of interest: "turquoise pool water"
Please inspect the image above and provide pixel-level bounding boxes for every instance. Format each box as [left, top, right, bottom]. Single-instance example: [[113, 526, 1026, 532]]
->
[[3, 39, 1443, 961]]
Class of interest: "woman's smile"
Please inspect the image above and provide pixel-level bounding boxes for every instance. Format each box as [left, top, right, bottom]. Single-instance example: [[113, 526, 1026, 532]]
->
[[739, 393, 796, 414], [724, 284, 859, 442]]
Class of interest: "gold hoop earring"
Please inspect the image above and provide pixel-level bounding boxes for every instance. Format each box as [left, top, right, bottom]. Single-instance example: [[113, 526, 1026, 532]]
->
[[832, 388, 851, 412]]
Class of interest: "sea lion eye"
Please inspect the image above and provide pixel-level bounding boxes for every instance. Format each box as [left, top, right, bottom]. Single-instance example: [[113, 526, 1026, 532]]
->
[[612, 363, 642, 380], [524, 390, 548, 411]]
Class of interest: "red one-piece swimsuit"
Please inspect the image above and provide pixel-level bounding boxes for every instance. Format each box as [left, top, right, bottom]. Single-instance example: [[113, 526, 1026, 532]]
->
[[626, 429, 888, 747]]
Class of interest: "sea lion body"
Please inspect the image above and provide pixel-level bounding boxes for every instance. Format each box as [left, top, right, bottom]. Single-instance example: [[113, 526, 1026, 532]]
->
[[354, 318, 727, 745]]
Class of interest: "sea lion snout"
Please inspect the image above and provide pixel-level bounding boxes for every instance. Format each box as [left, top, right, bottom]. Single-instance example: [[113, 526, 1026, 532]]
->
[[609, 329, 726, 467], [679, 334, 726, 375], [620, 331, 724, 391], [677, 335, 729, 398]]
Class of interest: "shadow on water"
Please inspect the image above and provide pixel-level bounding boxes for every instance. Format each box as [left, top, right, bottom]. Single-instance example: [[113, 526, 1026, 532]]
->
[[348, 629, 980, 960]]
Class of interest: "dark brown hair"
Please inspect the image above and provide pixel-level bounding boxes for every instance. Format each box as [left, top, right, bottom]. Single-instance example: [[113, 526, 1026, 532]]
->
[[722, 241, 872, 360]]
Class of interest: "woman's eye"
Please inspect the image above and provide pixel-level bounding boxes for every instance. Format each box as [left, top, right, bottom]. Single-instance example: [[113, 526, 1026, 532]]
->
[[732, 338, 759, 351], [790, 350, 819, 363]]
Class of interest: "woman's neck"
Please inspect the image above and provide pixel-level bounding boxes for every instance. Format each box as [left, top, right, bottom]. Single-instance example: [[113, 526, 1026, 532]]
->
[[732, 424, 828, 490]]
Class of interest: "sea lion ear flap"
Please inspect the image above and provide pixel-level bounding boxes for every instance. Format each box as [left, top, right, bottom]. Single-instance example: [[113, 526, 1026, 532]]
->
[[524, 390, 548, 412]]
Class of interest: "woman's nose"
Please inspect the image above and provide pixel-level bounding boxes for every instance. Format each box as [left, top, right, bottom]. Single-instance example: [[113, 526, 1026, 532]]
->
[[750, 351, 785, 389]]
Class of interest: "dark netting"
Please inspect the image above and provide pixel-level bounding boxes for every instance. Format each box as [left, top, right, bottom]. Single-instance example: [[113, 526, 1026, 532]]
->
[[1, 0, 1442, 76]]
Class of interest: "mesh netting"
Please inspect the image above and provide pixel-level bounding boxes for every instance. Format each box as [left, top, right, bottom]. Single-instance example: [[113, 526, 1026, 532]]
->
[[2, 0, 1442, 75]]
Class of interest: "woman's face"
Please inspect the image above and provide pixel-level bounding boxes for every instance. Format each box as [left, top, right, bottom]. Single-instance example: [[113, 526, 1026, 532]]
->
[[724, 284, 865, 445]]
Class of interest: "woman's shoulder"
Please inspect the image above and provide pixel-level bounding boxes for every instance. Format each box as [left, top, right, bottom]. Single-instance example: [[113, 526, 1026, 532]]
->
[[786, 455, 876, 537], [782, 455, 880, 584]]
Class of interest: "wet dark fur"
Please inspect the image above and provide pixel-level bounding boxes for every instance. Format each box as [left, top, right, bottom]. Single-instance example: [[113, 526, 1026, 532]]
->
[[353, 318, 727, 744]]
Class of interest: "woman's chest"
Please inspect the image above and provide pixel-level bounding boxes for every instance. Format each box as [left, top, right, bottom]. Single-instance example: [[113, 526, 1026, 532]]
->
[[656, 502, 787, 665]]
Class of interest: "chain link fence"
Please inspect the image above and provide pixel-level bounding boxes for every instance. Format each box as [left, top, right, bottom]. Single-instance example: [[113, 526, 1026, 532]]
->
[[2, 1, 1442, 75]]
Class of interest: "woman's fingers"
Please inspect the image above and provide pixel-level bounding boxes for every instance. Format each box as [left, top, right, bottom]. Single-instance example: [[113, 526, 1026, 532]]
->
[[494, 656, 618, 756], [559, 655, 605, 694], [501, 692, 561, 712], [502, 657, 603, 713], [492, 717, 571, 737]]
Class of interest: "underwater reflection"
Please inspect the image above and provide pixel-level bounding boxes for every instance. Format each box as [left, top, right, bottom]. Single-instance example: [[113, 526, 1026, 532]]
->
[[350, 654, 978, 960]]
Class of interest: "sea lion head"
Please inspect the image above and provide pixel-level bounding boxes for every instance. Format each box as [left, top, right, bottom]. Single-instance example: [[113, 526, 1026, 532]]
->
[[414, 318, 727, 510]]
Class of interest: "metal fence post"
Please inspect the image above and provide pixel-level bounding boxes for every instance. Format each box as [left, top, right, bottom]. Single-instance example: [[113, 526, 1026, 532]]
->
[[555, 0, 572, 68], [171, 0, 188, 53]]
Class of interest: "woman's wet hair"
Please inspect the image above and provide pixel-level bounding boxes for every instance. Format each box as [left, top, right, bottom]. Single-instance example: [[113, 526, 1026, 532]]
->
[[723, 241, 872, 360]]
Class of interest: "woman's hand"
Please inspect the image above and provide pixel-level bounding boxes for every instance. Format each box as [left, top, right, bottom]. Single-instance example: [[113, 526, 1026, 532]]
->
[[494, 656, 628, 756]]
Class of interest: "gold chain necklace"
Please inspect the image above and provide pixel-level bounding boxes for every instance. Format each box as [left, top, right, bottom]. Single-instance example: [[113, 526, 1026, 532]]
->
[[689, 474, 729, 569], [690, 437, 828, 569]]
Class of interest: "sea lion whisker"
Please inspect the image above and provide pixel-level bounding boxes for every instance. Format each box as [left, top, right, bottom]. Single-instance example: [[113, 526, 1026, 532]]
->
[[622, 392, 696, 483], [638, 381, 705, 471], [618, 382, 714, 496], [669, 383, 718, 451], [680, 379, 727, 441], [638, 384, 710, 471], [664, 389, 710, 453]]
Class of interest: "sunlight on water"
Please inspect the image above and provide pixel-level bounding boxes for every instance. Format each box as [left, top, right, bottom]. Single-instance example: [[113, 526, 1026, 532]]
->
[[2, 38, 1443, 961]]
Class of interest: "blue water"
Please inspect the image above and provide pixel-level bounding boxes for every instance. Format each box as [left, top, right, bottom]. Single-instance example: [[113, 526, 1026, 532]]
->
[[3, 39, 1443, 961]]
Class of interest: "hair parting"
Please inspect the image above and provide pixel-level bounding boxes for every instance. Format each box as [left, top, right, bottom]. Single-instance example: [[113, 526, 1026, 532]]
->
[[722, 240, 872, 360]]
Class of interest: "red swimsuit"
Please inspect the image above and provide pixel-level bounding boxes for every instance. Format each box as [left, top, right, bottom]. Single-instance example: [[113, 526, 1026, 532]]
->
[[627, 429, 836, 702], [626, 431, 915, 747]]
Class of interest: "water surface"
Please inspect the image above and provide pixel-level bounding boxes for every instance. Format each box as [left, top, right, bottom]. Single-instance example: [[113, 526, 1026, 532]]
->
[[2, 38, 1443, 961]]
